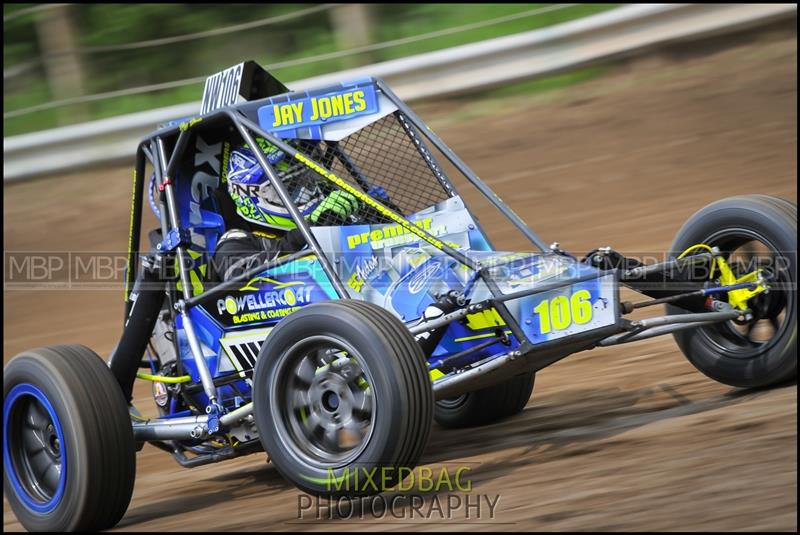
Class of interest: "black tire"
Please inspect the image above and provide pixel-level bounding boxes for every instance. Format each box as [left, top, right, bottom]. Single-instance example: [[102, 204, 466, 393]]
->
[[434, 372, 535, 429], [253, 300, 433, 497], [3, 345, 136, 532], [667, 195, 797, 388]]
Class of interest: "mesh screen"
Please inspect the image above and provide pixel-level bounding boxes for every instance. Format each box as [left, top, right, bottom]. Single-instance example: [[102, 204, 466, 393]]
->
[[271, 112, 455, 227]]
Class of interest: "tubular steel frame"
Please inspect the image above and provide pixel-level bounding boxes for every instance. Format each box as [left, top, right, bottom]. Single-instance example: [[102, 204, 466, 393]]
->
[[124, 79, 556, 413], [122, 77, 748, 446], [126, 79, 551, 296]]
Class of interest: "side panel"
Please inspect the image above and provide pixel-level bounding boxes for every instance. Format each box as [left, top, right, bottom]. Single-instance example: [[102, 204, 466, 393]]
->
[[176, 255, 338, 410], [197, 255, 337, 330], [311, 195, 492, 321]]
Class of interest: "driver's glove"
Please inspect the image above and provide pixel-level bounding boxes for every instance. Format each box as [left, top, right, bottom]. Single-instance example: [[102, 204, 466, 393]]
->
[[309, 190, 360, 225]]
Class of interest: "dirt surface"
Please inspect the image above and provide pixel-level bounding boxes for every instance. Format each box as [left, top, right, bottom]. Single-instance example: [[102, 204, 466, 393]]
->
[[3, 30, 797, 531]]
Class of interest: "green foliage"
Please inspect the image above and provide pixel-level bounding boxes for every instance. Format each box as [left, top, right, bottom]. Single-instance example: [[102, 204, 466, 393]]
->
[[3, 4, 619, 135]]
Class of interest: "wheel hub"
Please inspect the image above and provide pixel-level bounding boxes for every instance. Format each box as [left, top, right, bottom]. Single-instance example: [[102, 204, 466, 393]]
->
[[322, 390, 340, 412], [273, 337, 376, 467], [44, 424, 61, 459], [694, 230, 792, 356]]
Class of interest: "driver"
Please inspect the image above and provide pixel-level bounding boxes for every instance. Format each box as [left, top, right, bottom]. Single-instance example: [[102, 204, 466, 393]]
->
[[212, 137, 359, 281]]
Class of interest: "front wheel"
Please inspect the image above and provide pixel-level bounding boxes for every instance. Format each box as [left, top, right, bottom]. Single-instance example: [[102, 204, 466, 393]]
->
[[3, 345, 136, 532], [253, 300, 433, 497], [668, 195, 796, 388]]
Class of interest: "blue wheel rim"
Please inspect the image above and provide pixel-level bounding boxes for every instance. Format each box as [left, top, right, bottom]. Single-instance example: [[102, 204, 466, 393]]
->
[[3, 383, 68, 514]]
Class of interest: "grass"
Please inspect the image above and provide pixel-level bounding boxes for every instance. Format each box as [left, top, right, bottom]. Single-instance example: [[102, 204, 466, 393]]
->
[[3, 4, 620, 136]]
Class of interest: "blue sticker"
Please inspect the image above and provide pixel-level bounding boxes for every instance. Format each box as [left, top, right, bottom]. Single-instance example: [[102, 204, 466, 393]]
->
[[257, 84, 378, 136]]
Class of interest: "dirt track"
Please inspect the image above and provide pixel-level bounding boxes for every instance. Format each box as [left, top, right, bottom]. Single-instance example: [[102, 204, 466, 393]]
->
[[3, 29, 797, 531]]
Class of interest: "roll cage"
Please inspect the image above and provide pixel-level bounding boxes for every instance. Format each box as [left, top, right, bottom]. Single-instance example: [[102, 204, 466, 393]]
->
[[106, 74, 759, 455]]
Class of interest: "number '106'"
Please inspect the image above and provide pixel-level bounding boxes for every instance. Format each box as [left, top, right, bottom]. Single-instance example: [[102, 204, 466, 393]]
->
[[533, 289, 593, 333]]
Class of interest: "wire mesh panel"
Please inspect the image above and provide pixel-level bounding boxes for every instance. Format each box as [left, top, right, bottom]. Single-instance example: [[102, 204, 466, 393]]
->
[[268, 111, 455, 227]]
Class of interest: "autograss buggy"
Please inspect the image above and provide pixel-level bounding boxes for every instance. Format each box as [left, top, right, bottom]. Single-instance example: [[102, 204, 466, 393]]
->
[[4, 61, 797, 531]]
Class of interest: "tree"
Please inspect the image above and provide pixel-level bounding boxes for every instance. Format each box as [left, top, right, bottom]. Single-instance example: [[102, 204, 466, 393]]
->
[[34, 4, 88, 123]]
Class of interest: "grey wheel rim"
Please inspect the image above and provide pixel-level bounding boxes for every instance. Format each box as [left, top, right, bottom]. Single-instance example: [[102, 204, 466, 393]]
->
[[7, 395, 64, 505], [269, 335, 376, 468]]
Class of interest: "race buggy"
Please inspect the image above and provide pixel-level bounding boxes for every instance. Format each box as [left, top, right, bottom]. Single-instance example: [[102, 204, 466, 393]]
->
[[4, 61, 796, 532]]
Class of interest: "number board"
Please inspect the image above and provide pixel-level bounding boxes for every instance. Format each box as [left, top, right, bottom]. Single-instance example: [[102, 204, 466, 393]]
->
[[506, 273, 618, 345]]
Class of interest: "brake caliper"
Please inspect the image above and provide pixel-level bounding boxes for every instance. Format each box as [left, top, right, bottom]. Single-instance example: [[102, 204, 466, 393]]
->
[[713, 255, 769, 311]]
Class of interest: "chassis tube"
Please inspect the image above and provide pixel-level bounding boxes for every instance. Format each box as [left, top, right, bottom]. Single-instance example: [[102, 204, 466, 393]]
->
[[109, 260, 165, 401], [184, 251, 309, 309], [623, 252, 714, 280], [155, 139, 220, 406], [179, 309, 218, 403], [627, 310, 742, 329], [432, 352, 520, 399], [219, 402, 253, 427], [235, 114, 482, 272], [155, 139, 193, 302], [132, 415, 209, 441], [599, 309, 742, 346], [408, 304, 483, 335], [231, 117, 350, 298], [124, 146, 147, 319], [114, 144, 165, 400], [598, 320, 726, 346], [376, 79, 550, 252]]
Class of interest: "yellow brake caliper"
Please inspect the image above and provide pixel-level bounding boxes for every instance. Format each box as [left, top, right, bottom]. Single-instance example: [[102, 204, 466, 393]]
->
[[679, 244, 769, 310], [714, 256, 767, 310]]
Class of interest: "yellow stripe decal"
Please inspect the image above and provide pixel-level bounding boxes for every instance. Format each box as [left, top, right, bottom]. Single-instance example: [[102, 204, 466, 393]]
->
[[454, 330, 512, 343], [240, 276, 304, 292], [125, 168, 138, 301], [294, 153, 446, 251]]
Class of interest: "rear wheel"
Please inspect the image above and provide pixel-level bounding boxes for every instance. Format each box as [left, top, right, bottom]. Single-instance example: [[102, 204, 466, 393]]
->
[[434, 372, 535, 428], [668, 195, 796, 388], [3, 345, 136, 532], [253, 300, 433, 496]]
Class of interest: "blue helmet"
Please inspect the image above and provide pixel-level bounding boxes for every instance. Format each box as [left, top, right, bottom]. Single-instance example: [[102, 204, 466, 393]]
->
[[226, 138, 324, 230]]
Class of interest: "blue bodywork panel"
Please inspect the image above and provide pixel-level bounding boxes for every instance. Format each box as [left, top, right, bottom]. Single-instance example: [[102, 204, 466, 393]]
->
[[169, 192, 618, 412], [160, 79, 619, 413]]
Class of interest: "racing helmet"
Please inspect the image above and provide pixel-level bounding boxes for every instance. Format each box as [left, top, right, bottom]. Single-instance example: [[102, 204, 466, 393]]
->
[[226, 138, 325, 230]]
